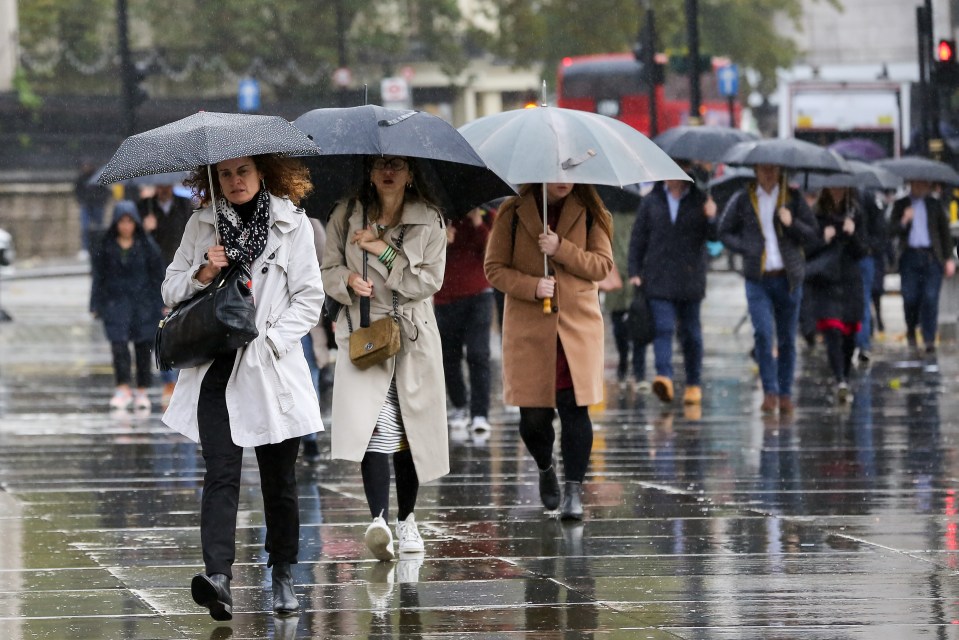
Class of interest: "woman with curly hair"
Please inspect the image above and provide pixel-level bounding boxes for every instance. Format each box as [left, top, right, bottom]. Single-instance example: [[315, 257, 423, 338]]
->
[[163, 154, 324, 620]]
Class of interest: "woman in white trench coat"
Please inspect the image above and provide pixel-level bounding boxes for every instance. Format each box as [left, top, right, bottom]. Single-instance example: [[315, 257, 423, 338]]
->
[[322, 154, 449, 562], [162, 154, 324, 620]]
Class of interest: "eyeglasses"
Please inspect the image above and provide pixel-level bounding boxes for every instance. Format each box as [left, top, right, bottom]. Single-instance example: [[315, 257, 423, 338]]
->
[[371, 157, 409, 171]]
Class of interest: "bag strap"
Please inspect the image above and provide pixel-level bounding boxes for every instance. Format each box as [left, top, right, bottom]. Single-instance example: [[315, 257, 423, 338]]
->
[[346, 223, 406, 334]]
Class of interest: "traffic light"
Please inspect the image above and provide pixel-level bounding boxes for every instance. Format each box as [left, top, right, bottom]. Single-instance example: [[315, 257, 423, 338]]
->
[[935, 39, 959, 87]]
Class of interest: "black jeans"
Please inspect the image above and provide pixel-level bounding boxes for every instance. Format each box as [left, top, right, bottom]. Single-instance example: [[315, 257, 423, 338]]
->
[[197, 354, 301, 578], [110, 340, 153, 388], [435, 291, 493, 418], [519, 387, 593, 483]]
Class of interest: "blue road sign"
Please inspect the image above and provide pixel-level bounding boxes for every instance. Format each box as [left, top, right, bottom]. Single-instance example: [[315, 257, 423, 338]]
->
[[238, 77, 260, 112], [717, 65, 739, 98]]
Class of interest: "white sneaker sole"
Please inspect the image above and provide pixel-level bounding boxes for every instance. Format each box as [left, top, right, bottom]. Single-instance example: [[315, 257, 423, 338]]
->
[[365, 527, 395, 561]]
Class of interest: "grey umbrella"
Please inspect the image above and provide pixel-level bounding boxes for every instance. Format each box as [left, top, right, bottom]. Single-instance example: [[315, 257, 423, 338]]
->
[[96, 111, 321, 185], [796, 160, 903, 192], [653, 125, 758, 163], [874, 156, 959, 186], [293, 105, 514, 220], [722, 138, 849, 173], [90, 168, 191, 187]]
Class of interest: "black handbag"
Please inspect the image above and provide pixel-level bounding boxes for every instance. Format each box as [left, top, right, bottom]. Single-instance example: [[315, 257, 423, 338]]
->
[[627, 284, 654, 346], [155, 263, 258, 371], [805, 243, 842, 285]]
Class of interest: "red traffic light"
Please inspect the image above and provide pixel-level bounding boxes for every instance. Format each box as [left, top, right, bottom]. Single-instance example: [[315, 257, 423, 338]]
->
[[938, 39, 956, 62]]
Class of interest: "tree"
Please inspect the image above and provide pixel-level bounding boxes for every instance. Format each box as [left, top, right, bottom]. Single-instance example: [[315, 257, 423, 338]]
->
[[482, 0, 841, 98]]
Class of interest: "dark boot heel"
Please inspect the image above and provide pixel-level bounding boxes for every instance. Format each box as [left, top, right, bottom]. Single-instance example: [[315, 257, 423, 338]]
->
[[561, 481, 584, 520], [191, 573, 233, 621], [272, 562, 300, 615], [538, 459, 561, 511]]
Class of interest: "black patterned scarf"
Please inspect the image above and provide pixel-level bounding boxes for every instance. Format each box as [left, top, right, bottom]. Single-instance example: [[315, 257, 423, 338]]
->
[[216, 189, 271, 267]]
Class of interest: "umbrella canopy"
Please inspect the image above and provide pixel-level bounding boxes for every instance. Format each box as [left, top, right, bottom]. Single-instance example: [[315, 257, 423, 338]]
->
[[722, 138, 849, 173], [828, 137, 888, 162], [96, 111, 321, 185], [594, 183, 643, 213], [90, 168, 191, 187], [707, 167, 755, 212], [653, 125, 758, 163], [797, 159, 903, 192], [458, 105, 690, 186], [293, 105, 514, 219], [874, 156, 959, 186]]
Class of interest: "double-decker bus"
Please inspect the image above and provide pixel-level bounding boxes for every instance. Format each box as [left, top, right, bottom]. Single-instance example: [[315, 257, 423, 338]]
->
[[556, 53, 737, 135]]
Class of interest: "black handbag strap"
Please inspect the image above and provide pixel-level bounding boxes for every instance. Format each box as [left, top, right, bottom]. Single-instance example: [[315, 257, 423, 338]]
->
[[346, 223, 406, 335]]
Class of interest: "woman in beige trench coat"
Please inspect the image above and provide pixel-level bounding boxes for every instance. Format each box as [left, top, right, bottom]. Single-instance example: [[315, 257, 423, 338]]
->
[[321, 155, 448, 562], [485, 183, 613, 520]]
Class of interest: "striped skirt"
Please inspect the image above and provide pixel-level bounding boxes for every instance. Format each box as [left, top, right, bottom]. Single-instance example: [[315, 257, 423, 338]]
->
[[366, 379, 410, 454]]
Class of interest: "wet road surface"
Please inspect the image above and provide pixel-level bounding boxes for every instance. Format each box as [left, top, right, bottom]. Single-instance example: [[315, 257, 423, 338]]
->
[[1, 268, 958, 639]]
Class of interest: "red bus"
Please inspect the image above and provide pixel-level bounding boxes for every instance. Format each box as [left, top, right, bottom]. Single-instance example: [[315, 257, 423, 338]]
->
[[556, 53, 738, 135]]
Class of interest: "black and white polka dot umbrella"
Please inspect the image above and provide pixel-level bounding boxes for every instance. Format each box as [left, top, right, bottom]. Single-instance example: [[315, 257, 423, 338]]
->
[[97, 111, 321, 185]]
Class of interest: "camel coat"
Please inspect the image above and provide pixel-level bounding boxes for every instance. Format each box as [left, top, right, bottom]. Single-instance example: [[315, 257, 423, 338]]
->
[[485, 192, 613, 408], [161, 195, 325, 447], [321, 198, 449, 484]]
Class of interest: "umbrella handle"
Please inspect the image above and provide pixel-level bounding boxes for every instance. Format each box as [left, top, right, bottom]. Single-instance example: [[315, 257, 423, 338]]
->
[[543, 297, 552, 315]]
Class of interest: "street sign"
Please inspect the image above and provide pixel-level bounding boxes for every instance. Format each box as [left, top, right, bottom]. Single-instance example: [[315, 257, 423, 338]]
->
[[381, 77, 411, 108], [238, 77, 260, 112], [332, 67, 352, 87], [717, 64, 739, 98]]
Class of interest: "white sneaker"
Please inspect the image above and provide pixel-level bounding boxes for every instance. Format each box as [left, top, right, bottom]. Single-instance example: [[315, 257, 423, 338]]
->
[[396, 556, 423, 583], [470, 416, 491, 434], [635, 380, 651, 394], [448, 407, 469, 429], [364, 516, 395, 561], [109, 388, 132, 410], [395, 513, 425, 555], [133, 390, 151, 412]]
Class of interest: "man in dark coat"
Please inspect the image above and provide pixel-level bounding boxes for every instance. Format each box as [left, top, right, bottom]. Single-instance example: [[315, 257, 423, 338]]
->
[[139, 184, 194, 266], [628, 177, 717, 406], [718, 164, 819, 415], [889, 179, 956, 354]]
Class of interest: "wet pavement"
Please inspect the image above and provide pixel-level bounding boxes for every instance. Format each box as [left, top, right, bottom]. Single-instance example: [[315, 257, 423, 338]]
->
[[2, 267, 959, 639]]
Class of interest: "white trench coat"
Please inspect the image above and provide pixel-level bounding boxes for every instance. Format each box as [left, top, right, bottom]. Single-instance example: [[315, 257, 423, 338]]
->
[[161, 195, 325, 447], [321, 199, 449, 483]]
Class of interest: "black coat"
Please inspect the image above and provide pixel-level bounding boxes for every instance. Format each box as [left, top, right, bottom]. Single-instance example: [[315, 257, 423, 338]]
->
[[718, 183, 820, 291], [627, 184, 717, 301], [889, 194, 954, 267], [804, 203, 867, 324], [138, 195, 195, 265], [90, 223, 165, 344]]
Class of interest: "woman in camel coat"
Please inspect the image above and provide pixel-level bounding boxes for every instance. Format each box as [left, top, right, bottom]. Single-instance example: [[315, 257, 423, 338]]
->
[[485, 183, 613, 520]]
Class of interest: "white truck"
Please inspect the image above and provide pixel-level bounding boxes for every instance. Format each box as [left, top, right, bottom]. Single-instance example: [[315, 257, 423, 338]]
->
[[777, 80, 911, 156]]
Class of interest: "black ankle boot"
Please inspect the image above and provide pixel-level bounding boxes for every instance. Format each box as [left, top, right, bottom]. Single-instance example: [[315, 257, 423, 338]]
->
[[272, 562, 300, 615], [539, 460, 561, 511], [191, 572, 233, 621], [561, 481, 584, 520]]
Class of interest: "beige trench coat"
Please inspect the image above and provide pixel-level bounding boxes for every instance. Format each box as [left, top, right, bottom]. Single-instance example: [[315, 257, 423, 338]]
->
[[485, 191, 613, 408], [321, 198, 449, 484], [161, 195, 325, 446]]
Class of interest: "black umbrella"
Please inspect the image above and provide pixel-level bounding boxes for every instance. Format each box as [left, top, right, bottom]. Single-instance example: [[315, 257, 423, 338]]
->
[[96, 111, 321, 185], [707, 167, 754, 212], [722, 138, 849, 173], [594, 183, 643, 212], [796, 160, 903, 192], [90, 168, 191, 187], [653, 125, 758, 163], [293, 105, 514, 220], [874, 156, 959, 186]]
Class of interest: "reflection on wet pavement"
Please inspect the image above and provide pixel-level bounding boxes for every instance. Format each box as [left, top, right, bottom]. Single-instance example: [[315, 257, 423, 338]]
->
[[1, 271, 959, 638]]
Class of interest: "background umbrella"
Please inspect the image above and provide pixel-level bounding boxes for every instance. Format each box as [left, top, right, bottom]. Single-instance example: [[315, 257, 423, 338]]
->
[[707, 166, 754, 212], [96, 111, 321, 185], [795, 159, 903, 192], [90, 168, 191, 187], [722, 138, 850, 173], [594, 184, 643, 213], [874, 156, 959, 186], [828, 137, 888, 162], [293, 105, 514, 220], [460, 104, 688, 313], [653, 125, 758, 163]]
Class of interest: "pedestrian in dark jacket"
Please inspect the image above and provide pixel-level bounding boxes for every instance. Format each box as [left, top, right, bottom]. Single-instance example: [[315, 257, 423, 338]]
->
[[718, 164, 819, 415], [90, 200, 165, 412], [806, 187, 867, 402], [628, 178, 717, 406], [889, 180, 956, 354], [139, 184, 195, 265], [854, 189, 888, 362]]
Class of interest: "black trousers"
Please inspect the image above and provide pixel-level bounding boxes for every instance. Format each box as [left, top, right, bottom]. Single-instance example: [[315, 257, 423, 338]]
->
[[110, 340, 153, 388], [197, 354, 301, 578], [519, 387, 593, 483]]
